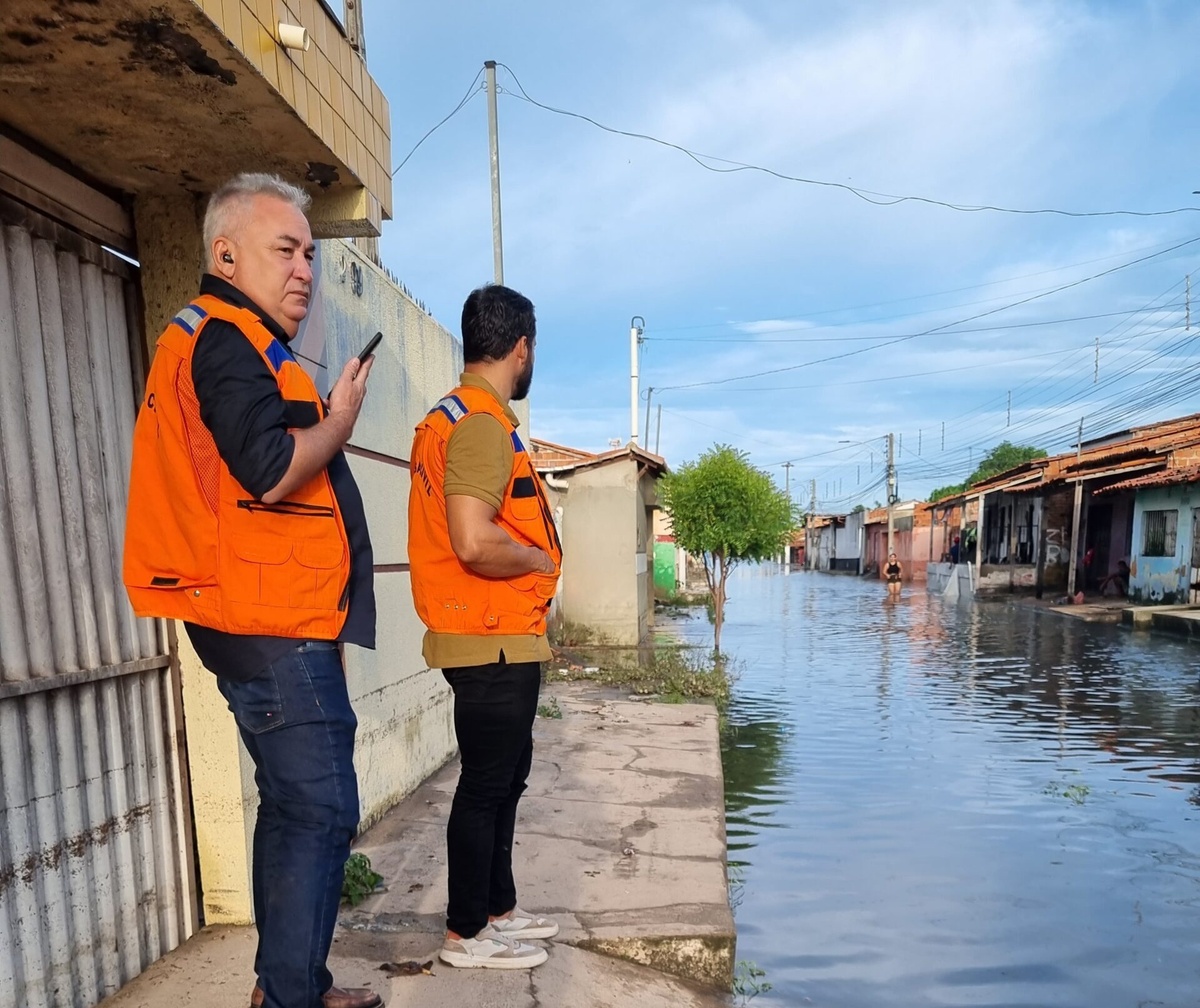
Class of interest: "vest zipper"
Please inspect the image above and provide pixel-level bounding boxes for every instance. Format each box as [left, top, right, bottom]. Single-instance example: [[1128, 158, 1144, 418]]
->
[[236, 499, 336, 518]]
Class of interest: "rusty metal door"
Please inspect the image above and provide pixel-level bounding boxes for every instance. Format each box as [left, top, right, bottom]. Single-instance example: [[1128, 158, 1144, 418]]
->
[[0, 191, 195, 1008], [1189, 509, 1200, 604]]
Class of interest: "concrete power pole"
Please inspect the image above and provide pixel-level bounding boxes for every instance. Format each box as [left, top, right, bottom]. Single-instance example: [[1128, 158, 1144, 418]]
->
[[1066, 417, 1085, 593], [483, 61, 504, 285], [781, 462, 793, 566], [886, 432, 897, 557], [630, 317, 644, 445]]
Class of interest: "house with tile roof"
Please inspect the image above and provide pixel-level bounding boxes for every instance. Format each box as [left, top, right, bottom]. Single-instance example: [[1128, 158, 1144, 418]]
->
[[927, 412, 1200, 596], [529, 438, 669, 645]]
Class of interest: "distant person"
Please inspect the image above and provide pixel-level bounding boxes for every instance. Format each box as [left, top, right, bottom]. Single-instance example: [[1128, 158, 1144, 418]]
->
[[1098, 559, 1131, 597], [408, 284, 563, 969], [949, 536, 961, 565], [885, 552, 903, 597], [123, 173, 381, 1008]]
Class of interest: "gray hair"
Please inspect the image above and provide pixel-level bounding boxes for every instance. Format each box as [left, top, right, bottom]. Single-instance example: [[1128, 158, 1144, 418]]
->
[[202, 172, 312, 260]]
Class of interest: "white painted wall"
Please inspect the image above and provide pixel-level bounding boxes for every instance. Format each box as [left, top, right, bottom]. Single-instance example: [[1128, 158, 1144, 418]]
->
[[303, 240, 462, 827]]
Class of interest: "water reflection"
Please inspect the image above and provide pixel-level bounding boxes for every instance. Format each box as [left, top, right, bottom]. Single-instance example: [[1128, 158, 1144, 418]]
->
[[685, 568, 1200, 1008]]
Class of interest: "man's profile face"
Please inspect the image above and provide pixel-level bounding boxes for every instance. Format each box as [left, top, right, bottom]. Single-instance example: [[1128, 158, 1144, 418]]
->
[[512, 337, 535, 401], [224, 194, 315, 338]]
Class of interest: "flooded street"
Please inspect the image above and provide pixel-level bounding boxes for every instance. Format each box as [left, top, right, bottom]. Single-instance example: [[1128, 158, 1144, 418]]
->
[[678, 569, 1200, 1008]]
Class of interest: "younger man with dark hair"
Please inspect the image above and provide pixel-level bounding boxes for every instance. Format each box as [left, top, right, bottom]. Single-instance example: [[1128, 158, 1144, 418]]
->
[[408, 284, 562, 969]]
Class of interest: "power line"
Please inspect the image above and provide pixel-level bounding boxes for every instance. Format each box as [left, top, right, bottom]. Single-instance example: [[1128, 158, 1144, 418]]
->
[[643, 237, 1200, 334], [494, 63, 1200, 220], [392, 70, 485, 176], [642, 305, 1182, 344], [652, 236, 1200, 392]]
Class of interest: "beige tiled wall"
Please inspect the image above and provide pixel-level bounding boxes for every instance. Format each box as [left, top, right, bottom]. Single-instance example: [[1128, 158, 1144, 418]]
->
[[194, 0, 392, 219]]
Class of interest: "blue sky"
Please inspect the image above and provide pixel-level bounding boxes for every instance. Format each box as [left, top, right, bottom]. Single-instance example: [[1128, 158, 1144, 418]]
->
[[363, 0, 1200, 509]]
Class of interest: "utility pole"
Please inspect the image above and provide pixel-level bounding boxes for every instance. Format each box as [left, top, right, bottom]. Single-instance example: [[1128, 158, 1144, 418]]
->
[[810, 479, 816, 516], [1067, 417, 1085, 594], [654, 405, 662, 455], [483, 61, 504, 285], [886, 432, 897, 556], [779, 462, 793, 566], [643, 387, 654, 445], [629, 317, 644, 445]]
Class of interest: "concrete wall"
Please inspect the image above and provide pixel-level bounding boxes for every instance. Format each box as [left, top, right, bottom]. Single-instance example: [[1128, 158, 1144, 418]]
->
[[926, 562, 974, 600], [549, 458, 651, 646], [1129, 486, 1191, 605], [833, 512, 863, 570], [302, 239, 461, 827]]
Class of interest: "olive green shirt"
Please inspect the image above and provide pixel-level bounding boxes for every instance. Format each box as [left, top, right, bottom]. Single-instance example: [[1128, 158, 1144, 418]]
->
[[421, 372, 552, 669]]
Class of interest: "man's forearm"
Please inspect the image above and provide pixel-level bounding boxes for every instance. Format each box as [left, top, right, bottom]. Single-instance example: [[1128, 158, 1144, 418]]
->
[[260, 413, 353, 503], [455, 521, 548, 578]]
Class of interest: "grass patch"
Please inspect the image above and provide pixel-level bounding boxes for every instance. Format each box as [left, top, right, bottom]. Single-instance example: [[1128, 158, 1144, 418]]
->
[[341, 851, 382, 906], [1043, 781, 1091, 805], [536, 696, 563, 719], [654, 585, 713, 609], [546, 618, 602, 648], [547, 641, 732, 708], [733, 959, 772, 1003]]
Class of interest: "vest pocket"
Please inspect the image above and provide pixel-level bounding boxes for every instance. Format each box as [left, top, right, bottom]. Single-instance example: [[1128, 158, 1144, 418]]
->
[[291, 541, 346, 611], [225, 535, 293, 606]]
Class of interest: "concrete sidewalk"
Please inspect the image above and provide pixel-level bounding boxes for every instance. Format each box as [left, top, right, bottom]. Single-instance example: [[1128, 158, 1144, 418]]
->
[[98, 684, 734, 1008]]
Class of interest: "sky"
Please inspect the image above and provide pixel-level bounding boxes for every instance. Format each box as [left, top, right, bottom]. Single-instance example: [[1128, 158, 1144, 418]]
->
[[361, 0, 1200, 510]]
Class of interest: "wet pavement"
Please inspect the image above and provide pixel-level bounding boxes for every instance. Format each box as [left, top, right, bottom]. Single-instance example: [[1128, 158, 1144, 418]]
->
[[678, 568, 1200, 1008]]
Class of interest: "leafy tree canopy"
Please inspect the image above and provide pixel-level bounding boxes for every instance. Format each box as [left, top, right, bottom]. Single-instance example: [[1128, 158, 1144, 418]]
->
[[660, 445, 796, 564], [928, 441, 1047, 502], [660, 445, 797, 652]]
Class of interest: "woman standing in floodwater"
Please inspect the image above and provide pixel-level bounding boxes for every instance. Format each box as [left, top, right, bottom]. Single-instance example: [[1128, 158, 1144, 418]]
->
[[884, 552, 903, 597]]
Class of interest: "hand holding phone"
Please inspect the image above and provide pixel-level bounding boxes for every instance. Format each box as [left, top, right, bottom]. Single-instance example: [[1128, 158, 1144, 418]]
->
[[357, 331, 383, 364]]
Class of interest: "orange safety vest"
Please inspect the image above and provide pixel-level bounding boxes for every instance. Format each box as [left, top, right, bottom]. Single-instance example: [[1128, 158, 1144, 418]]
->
[[408, 384, 562, 637], [123, 294, 351, 638]]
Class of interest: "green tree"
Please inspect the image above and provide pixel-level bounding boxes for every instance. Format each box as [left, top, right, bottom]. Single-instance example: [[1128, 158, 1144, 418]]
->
[[660, 445, 797, 654], [928, 442, 1046, 502]]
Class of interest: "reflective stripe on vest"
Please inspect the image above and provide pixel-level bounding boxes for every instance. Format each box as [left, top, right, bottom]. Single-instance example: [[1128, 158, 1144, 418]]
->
[[408, 384, 561, 637]]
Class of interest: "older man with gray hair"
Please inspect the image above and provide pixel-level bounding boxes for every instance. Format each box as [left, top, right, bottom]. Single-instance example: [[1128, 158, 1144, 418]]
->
[[124, 174, 381, 1008]]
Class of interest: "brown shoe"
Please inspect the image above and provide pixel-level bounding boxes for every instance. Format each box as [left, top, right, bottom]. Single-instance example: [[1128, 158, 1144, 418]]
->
[[250, 984, 383, 1008]]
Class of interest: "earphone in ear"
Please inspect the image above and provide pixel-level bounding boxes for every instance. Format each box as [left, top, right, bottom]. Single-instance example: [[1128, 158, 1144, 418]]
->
[[221, 252, 234, 264]]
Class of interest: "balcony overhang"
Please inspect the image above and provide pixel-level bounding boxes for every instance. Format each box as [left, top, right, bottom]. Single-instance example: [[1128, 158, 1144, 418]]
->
[[0, 0, 390, 238]]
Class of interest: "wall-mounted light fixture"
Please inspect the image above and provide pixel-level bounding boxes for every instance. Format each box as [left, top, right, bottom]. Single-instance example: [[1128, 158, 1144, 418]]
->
[[277, 23, 310, 51]]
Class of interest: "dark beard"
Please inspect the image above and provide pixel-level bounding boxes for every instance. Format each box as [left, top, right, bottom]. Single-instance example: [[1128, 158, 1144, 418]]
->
[[512, 359, 534, 401]]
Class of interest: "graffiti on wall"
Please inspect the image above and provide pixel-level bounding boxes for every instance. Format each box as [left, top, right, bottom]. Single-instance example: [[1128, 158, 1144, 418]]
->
[[1044, 527, 1067, 566]]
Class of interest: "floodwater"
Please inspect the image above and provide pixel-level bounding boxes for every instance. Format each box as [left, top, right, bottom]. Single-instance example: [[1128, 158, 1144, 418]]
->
[[678, 568, 1200, 1008]]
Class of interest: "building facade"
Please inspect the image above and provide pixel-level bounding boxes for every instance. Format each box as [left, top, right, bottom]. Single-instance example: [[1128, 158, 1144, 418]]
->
[[0, 6, 462, 1007], [531, 440, 666, 646]]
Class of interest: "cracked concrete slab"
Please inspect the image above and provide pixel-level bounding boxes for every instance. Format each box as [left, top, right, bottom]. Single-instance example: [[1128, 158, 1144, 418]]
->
[[97, 684, 734, 1006]]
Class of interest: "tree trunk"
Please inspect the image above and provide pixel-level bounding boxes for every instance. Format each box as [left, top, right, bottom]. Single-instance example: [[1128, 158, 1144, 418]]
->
[[713, 553, 726, 654]]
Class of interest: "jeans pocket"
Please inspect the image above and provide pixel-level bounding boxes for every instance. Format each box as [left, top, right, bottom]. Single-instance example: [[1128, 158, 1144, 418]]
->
[[223, 666, 287, 735]]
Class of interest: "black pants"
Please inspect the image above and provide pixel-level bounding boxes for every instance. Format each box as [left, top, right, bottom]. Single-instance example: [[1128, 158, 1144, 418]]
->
[[442, 658, 541, 939]]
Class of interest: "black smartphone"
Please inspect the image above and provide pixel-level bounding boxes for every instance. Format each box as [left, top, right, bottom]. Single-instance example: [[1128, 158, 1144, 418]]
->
[[357, 331, 383, 364]]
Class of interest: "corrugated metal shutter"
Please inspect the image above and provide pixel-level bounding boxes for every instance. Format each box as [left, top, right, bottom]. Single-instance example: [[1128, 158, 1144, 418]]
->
[[0, 191, 195, 1007]]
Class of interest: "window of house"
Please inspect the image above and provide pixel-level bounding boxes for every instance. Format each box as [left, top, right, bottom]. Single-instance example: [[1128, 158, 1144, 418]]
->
[[1142, 509, 1178, 557]]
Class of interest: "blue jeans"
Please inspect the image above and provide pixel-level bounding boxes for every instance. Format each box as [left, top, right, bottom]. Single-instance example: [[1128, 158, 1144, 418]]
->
[[217, 642, 360, 1008]]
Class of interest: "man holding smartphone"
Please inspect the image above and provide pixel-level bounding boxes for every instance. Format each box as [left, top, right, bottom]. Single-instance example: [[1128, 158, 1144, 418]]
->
[[124, 173, 381, 1008], [408, 284, 562, 970]]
